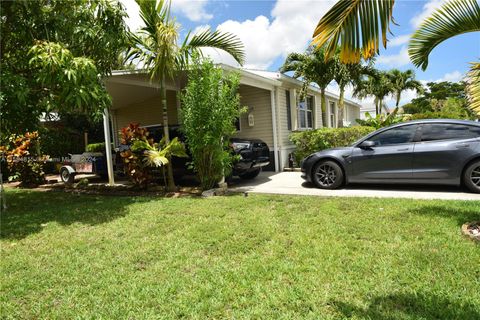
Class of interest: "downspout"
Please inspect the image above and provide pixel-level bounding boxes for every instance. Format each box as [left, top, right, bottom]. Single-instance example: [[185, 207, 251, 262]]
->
[[270, 89, 279, 172], [103, 107, 114, 186]]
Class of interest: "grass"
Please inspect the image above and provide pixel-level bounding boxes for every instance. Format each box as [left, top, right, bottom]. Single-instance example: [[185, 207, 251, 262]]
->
[[1, 189, 479, 319]]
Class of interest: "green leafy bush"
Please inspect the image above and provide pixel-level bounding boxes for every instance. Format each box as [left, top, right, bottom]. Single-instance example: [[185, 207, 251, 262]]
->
[[119, 123, 187, 189], [85, 143, 114, 153], [355, 108, 406, 129], [180, 58, 244, 190], [0, 131, 48, 187], [290, 126, 376, 162]]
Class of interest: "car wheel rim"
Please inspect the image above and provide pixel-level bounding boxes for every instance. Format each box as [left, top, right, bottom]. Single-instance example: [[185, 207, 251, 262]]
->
[[315, 164, 337, 187], [471, 165, 480, 187]]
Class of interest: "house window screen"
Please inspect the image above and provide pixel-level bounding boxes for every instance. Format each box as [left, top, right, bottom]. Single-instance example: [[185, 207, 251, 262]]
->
[[330, 102, 336, 127], [298, 96, 313, 129]]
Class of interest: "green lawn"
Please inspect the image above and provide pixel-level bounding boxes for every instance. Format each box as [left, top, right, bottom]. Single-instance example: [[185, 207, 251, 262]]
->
[[1, 189, 479, 319]]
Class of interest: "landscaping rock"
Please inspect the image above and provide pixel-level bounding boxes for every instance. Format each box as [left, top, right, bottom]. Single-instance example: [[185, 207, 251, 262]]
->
[[461, 221, 480, 242]]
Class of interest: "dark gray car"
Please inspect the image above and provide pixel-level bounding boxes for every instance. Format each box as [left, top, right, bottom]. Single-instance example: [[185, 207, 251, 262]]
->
[[301, 119, 480, 193]]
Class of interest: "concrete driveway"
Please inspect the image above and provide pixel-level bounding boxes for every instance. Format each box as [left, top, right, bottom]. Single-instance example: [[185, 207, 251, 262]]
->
[[230, 171, 480, 201]]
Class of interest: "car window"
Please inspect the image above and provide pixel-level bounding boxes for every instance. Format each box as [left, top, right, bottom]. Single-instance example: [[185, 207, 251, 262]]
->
[[369, 125, 418, 146], [421, 124, 479, 142]]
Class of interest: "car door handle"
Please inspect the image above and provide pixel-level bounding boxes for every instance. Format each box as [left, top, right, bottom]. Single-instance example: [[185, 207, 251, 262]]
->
[[397, 148, 409, 151]]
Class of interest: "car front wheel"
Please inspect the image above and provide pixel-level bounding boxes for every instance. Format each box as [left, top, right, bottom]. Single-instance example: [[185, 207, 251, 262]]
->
[[311, 160, 344, 189], [463, 160, 480, 193]]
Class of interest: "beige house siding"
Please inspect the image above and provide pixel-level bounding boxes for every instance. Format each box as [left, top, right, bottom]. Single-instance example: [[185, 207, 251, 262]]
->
[[346, 102, 360, 124], [234, 85, 274, 148], [113, 90, 178, 136], [276, 87, 291, 147]]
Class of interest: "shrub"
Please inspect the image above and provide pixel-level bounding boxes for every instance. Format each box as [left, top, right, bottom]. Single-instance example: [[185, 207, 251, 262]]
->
[[86, 142, 114, 153], [355, 109, 405, 129], [0, 131, 48, 186], [119, 123, 155, 188], [180, 58, 244, 190], [290, 126, 376, 163], [119, 123, 186, 189]]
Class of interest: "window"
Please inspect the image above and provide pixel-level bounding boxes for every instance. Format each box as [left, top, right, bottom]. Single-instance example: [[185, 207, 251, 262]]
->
[[286, 90, 292, 130], [235, 117, 241, 131], [421, 124, 479, 141], [369, 125, 419, 146], [297, 96, 313, 129], [329, 102, 336, 127]]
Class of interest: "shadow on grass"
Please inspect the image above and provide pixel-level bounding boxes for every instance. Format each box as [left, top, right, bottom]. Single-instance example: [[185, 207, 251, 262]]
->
[[1, 189, 153, 240], [332, 292, 480, 320], [409, 205, 480, 227]]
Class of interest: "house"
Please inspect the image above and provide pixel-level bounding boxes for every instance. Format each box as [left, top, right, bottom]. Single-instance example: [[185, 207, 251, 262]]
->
[[102, 64, 361, 183], [360, 104, 391, 119]]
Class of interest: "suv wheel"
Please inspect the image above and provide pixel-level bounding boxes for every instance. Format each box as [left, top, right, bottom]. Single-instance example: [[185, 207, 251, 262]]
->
[[463, 160, 480, 193], [312, 160, 344, 189]]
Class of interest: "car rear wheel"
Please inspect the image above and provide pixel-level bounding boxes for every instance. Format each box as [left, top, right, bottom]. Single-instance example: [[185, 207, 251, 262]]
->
[[463, 160, 480, 193], [312, 160, 344, 189], [239, 168, 261, 180]]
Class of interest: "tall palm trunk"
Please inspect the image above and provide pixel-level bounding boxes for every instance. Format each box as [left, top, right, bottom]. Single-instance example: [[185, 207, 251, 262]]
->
[[395, 91, 401, 108], [374, 97, 379, 115], [160, 74, 175, 191], [337, 85, 345, 128], [321, 88, 328, 127]]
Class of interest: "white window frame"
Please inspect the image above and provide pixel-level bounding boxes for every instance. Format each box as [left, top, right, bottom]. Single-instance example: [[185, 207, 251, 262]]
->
[[329, 101, 336, 128], [297, 96, 314, 130]]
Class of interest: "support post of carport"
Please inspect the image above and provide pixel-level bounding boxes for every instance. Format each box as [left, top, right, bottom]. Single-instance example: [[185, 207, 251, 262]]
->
[[103, 107, 115, 186], [270, 89, 279, 172]]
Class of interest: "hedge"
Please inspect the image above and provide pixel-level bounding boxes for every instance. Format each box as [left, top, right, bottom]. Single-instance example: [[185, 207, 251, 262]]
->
[[86, 142, 113, 153], [290, 126, 376, 163]]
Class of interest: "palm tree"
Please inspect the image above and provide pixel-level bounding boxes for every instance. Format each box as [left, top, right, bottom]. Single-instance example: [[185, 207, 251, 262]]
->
[[409, 0, 479, 115], [333, 56, 373, 127], [280, 46, 335, 127], [354, 70, 394, 115], [127, 0, 244, 191], [387, 69, 424, 108], [312, 0, 479, 115], [312, 0, 395, 63], [467, 62, 480, 115]]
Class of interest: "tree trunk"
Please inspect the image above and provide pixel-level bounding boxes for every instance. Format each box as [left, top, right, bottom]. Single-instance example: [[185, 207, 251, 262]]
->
[[337, 86, 345, 128], [396, 92, 401, 108], [321, 88, 328, 127], [374, 97, 379, 115], [160, 74, 176, 192]]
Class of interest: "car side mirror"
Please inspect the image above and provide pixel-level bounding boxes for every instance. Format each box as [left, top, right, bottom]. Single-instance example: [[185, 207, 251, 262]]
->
[[358, 140, 375, 149]]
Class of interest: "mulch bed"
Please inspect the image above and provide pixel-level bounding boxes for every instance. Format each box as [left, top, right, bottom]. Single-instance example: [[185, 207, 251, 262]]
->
[[461, 221, 480, 242], [4, 181, 202, 198]]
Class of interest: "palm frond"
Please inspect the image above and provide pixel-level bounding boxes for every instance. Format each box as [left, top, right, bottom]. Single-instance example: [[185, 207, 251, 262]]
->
[[144, 150, 169, 167], [466, 62, 480, 116], [182, 28, 245, 66], [312, 0, 395, 63], [409, 0, 480, 70]]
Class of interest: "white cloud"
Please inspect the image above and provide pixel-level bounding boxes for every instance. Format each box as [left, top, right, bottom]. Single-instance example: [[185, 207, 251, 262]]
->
[[204, 0, 336, 69], [388, 34, 411, 47], [377, 46, 411, 67], [119, 0, 143, 32], [172, 0, 212, 22], [438, 70, 464, 82], [119, 0, 212, 32], [410, 0, 448, 28]]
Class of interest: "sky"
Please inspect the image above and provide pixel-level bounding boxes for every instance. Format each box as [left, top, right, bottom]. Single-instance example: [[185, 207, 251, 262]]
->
[[119, 0, 480, 108]]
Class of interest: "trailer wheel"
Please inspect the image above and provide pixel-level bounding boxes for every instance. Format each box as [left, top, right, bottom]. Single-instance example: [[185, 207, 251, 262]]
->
[[60, 167, 75, 184]]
